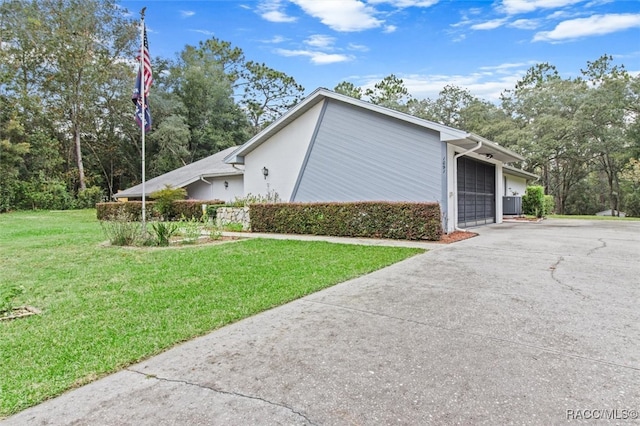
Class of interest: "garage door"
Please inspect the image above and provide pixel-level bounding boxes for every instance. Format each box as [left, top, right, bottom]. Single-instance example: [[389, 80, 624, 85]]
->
[[457, 156, 495, 228]]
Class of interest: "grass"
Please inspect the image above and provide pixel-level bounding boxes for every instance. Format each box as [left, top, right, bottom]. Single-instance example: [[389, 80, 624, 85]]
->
[[548, 214, 640, 221], [0, 210, 423, 418]]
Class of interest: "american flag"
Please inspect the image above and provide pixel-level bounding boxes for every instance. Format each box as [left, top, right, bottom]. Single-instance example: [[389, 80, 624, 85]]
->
[[138, 25, 153, 96], [132, 24, 152, 131]]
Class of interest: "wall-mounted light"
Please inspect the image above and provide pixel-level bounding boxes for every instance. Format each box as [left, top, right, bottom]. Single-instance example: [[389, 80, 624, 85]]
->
[[262, 167, 269, 179], [485, 153, 494, 159], [224, 181, 229, 189]]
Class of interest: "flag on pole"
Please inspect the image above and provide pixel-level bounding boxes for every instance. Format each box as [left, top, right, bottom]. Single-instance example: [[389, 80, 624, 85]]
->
[[132, 24, 152, 131]]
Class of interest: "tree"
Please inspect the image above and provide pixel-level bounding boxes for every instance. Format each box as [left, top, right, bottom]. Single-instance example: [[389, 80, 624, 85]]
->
[[501, 65, 591, 214], [171, 43, 249, 162], [364, 74, 411, 111], [0, 116, 30, 212], [42, 0, 137, 191], [578, 55, 634, 215], [334, 81, 363, 99], [240, 61, 304, 134]]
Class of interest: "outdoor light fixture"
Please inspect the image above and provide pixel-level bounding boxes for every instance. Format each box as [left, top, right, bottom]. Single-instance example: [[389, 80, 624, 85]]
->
[[485, 153, 494, 159], [224, 181, 228, 189], [262, 167, 269, 179]]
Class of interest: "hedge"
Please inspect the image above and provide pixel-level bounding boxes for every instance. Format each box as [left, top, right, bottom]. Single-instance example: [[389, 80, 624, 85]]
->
[[97, 199, 224, 221], [250, 201, 442, 241]]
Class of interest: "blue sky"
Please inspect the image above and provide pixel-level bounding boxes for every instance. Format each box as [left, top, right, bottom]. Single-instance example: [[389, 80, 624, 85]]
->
[[119, 0, 640, 102]]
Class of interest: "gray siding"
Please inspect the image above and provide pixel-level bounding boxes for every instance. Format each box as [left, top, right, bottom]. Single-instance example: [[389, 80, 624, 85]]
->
[[292, 100, 444, 203]]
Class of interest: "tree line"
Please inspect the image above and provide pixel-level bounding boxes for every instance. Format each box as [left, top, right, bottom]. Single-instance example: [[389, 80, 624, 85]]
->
[[1, 0, 638, 215], [0, 0, 303, 211], [334, 59, 640, 216]]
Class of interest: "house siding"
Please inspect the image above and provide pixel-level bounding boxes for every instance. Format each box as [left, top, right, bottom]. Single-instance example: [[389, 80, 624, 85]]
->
[[292, 100, 445, 203]]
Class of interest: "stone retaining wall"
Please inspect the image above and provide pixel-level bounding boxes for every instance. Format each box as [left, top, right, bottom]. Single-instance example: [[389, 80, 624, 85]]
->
[[216, 207, 250, 231]]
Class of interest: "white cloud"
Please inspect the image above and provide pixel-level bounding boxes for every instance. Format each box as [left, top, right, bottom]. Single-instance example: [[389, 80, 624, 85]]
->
[[263, 35, 287, 44], [348, 43, 370, 52], [189, 29, 215, 36], [534, 13, 640, 42], [259, 0, 297, 23], [509, 19, 540, 29], [383, 25, 398, 33], [479, 61, 536, 71], [400, 73, 523, 102], [305, 35, 336, 49], [471, 18, 507, 30], [290, 0, 383, 32], [262, 10, 297, 22], [367, 0, 439, 7], [180, 10, 195, 18], [499, 0, 584, 15], [275, 48, 353, 64]]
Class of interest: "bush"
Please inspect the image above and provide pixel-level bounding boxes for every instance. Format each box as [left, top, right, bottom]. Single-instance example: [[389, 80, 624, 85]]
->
[[624, 190, 640, 217], [543, 195, 555, 216], [100, 210, 144, 246], [523, 185, 545, 218], [76, 186, 104, 209], [250, 202, 442, 241], [97, 199, 223, 221], [150, 185, 187, 219], [150, 221, 179, 246]]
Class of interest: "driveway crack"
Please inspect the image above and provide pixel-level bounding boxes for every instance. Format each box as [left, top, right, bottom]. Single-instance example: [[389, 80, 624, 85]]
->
[[549, 256, 588, 299], [126, 368, 316, 425], [587, 238, 607, 256]]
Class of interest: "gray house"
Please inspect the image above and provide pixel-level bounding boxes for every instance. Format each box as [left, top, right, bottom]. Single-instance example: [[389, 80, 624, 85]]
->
[[225, 88, 527, 233], [114, 146, 243, 203]]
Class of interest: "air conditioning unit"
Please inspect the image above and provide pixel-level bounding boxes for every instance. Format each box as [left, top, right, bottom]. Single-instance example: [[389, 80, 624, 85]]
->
[[503, 196, 522, 215]]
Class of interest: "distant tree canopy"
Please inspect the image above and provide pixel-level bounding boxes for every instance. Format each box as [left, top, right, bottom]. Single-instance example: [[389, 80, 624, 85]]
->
[[335, 55, 639, 215], [0, 0, 304, 210]]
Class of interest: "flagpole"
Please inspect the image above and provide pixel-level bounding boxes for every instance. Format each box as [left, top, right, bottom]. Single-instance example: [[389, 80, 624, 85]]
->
[[140, 7, 147, 232]]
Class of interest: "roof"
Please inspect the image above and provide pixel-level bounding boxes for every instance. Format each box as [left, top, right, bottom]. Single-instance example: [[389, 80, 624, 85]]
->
[[115, 146, 242, 199], [225, 88, 524, 165], [503, 165, 539, 181]]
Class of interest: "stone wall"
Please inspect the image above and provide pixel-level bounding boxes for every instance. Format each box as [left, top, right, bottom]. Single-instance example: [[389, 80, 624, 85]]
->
[[216, 207, 251, 231]]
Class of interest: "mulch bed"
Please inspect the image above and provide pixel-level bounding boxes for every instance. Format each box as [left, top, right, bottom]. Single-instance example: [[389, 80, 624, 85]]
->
[[438, 231, 478, 244]]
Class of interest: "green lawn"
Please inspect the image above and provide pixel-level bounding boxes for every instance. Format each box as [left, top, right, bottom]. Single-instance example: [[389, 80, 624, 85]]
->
[[0, 210, 424, 417]]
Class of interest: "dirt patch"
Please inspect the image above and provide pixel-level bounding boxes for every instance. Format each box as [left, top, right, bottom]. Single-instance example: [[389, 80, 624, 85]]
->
[[0, 306, 41, 321], [438, 231, 478, 244]]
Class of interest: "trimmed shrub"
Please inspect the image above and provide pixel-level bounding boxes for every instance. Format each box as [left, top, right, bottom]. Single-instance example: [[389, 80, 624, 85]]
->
[[250, 202, 442, 241], [97, 199, 223, 221], [523, 185, 545, 218]]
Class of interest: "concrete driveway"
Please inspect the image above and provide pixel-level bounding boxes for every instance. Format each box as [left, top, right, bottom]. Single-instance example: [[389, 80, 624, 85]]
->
[[3, 219, 640, 425]]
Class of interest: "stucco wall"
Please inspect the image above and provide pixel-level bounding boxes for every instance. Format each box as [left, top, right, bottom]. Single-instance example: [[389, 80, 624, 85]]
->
[[505, 174, 527, 197], [186, 174, 243, 203], [243, 101, 324, 201]]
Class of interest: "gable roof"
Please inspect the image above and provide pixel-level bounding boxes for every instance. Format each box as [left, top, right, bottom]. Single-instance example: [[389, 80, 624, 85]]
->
[[115, 146, 241, 199], [225, 88, 524, 164]]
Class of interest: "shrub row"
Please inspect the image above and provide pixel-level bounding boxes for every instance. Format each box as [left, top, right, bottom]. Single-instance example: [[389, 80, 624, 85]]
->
[[97, 200, 224, 221], [250, 202, 442, 241]]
